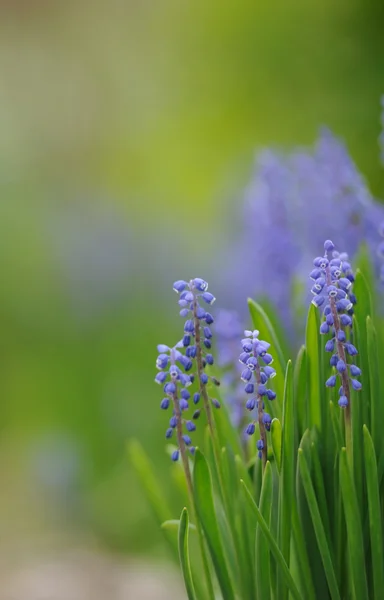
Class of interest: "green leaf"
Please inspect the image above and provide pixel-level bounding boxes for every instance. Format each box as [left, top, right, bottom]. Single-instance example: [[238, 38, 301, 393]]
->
[[162, 519, 196, 532], [248, 298, 286, 413], [294, 345, 307, 439], [240, 479, 303, 600], [329, 401, 344, 449], [305, 304, 323, 432], [278, 360, 295, 600], [339, 448, 369, 600], [271, 418, 282, 472], [128, 440, 178, 559], [367, 316, 381, 457], [298, 449, 340, 600], [193, 449, 235, 600], [256, 461, 273, 600], [179, 508, 197, 600], [363, 426, 384, 600]]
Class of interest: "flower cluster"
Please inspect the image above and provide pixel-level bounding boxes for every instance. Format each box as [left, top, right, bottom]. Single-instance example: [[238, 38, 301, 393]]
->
[[217, 129, 384, 338], [173, 278, 220, 406], [155, 278, 220, 462], [310, 240, 361, 408], [240, 329, 276, 460], [155, 343, 197, 460]]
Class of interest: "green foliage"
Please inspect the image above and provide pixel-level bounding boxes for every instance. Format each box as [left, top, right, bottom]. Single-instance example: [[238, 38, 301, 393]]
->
[[131, 253, 384, 599]]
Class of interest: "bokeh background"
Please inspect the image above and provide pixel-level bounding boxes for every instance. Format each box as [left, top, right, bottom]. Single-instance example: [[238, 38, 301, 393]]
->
[[0, 0, 383, 596]]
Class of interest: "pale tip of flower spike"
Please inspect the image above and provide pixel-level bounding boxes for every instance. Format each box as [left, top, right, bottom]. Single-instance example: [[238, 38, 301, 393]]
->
[[324, 240, 335, 252], [173, 280, 188, 293]]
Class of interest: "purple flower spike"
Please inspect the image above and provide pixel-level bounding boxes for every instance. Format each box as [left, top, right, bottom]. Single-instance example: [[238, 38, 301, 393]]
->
[[239, 329, 277, 464], [310, 241, 361, 413]]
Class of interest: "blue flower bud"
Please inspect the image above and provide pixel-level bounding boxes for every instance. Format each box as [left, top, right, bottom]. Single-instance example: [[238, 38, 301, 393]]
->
[[156, 354, 169, 369], [165, 428, 173, 439], [182, 435, 192, 446], [206, 354, 214, 365], [266, 389, 276, 400], [338, 396, 348, 408], [326, 314, 334, 326], [337, 330, 346, 342], [182, 334, 191, 347], [181, 389, 190, 400], [171, 450, 180, 461], [186, 345, 197, 358], [330, 354, 338, 366], [239, 351, 251, 364], [155, 371, 168, 384], [186, 421, 196, 432], [193, 410, 200, 419], [205, 313, 214, 324], [200, 373, 208, 384], [339, 277, 352, 291], [258, 384, 267, 396], [184, 320, 194, 333], [258, 450, 263, 459], [324, 240, 335, 251], [264, 366, 276, 379], [241, 368, 252, 382], [180, 308, 189, 317], [336, 360, 346, 373], [246, 356, 258, 370], [179, 399, 189, 411], [157, 344, 170, 353], [160, 398, 170, 409], [201, 292, 216, 305], [310, 268, 322, 280], [170, 416, 177, 428], [256, 439, 264, 451], [245, 423, 255, 435], [173, 280, 188, 293], [260, 372, 268, 384], [262, 353, 273, 365], [350, 365, 361, 376], [164, 382, 176, 395], [212, 398, 221, 408], [336, 298, 353, 312], [351, 379, 362, 391], [196, 306, 206, 319], [204, 326, 212, 339], [340, 314, 352, 326], [263, 413, 272, 430], [242, 340, 253, 352], [312, 295, 325, 307], [244, 383, 254, 394], [193, 393, 200, 405], [204, 339, 212, 349], [246, 398, 256, 410], [326, 375, 337, 387], [345, 343, 358, 356], [320, 322, 330, 334], [192, 278, 208, 291], [325, 339, 335, 352]]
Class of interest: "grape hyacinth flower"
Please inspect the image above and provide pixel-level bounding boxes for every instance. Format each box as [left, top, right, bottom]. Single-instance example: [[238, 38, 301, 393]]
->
[[155, 343, 196, 467], [310, 240, 361, 420], [240, 329, 276, 466], [379, 95, 384, 166], [173, 279, 221, 427]]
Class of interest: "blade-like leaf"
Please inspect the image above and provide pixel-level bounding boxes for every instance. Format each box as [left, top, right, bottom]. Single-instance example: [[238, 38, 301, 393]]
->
[[240, 479, 303, 600], [162, 519, 196, 532], [193, 449, 235, 600], [298, 449, 340, 600], [271, 418, 282, 472], [363, 426, 384, 600], [278, 360, 295, 600], [294, 345, 307, 439], [339, 448, 369, 600], [305, 304, 323, 432], [179, 508, 197, 600], [256, 461, 273, 600]]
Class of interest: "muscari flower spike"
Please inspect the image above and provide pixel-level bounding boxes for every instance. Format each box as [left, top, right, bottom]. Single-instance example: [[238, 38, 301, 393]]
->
[[310, 240, 361, 409], [240, 329, 276, 460], [173, 278, 221, 407], [155, 342, 197, 460]]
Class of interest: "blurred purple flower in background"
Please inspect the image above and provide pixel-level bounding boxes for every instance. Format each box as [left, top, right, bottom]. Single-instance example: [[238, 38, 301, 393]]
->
[[380, 96, 384, 165], [218, 128, 384, 338]]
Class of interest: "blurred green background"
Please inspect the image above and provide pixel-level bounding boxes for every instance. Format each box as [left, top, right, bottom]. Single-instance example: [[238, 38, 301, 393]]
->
[[0, 0, 383, 564]]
